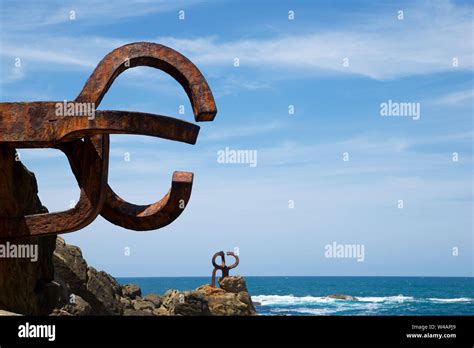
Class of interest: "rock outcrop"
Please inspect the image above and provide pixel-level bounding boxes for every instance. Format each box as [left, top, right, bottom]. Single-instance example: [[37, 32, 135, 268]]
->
[[195, 276, 256, 315], [135, 276, 256, 316], [1, 219, 257, 316], [0, 150, 256, 316], [122, 284, 141, 299], [52, 236, 125, 315], [155, 289, 211, 316], [51, 237, 256, 316], [0, 147, 60, 315]]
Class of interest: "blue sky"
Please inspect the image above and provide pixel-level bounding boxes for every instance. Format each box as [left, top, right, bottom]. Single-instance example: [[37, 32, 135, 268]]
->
[[1, 0, 472, 277]]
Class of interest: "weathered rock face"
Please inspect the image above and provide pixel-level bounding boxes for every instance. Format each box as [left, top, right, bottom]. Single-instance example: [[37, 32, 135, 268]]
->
[[143, 293, 162, 307], [196, 277, 256, 316], [122, 283, 142, 299], [53, 237, 88, 295], [53, 236, 124, 315], [52, 294, 91, 316], [155, 276, 256, 316], [158, 289, 211, 316], [52, 238, 257, 316], [219, 275, 248, 293], [0, 147, 59, 315]]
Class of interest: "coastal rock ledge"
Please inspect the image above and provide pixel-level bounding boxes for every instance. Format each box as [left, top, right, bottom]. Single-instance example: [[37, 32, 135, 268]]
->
[[52, 237, 256, 316]]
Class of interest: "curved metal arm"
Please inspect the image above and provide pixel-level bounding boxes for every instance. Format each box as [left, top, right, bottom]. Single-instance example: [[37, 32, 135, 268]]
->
[[0, 42, 217, 238], [226, 251, 240, 269], [75, 42, 217, 122], [79, 42, 217, 231], [100, 172, 193, 230], [212, 251, 226, 269], [0, 136, 108, 239], [57, 110, 200, 145]]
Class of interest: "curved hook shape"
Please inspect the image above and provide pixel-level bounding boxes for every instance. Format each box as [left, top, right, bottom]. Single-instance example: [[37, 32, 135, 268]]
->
[[100, 172, 193, 231], [75, 42, 217, 122], [76, 42, 218, 231], [0, 136, 108, 238], [0, 42, 216, 238], [61, 42, 216, 234], [212, 251, 226, 269], [225, 251, 240, 269]]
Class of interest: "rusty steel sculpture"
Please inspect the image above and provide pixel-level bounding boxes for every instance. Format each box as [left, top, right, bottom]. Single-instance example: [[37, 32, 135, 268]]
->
[[0, 42, 217, 239], [210, 251, 239, 288]]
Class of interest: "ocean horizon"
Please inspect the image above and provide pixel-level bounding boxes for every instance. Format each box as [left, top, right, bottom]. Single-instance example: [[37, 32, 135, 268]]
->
[[117, 276, 474, 316]]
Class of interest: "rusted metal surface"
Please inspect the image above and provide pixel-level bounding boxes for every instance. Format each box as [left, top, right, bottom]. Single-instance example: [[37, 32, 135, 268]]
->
[[210, 251, 239, 288], [0, 42, 217, 239]]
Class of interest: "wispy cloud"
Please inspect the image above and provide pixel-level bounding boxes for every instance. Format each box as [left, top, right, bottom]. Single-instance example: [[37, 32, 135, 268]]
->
[[98, 131, 473, 179], [433, 89, 474, 106], [154, 1, 473, 80], [0, 0, 202, 31], [0, 36, 123, 70], [1, 1, 472, 82], [214, 76, 272, 97], [202, 121, 284, 141]]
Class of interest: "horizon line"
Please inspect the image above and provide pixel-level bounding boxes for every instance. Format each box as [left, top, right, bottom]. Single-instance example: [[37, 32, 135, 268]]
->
[[114, 275, 474, 279]]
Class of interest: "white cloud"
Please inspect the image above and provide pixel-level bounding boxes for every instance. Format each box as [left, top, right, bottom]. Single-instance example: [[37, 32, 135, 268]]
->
[[202, 121, 284, 141], [157, 32, 471, 81], [434, 89, 474, 106], [0, 36, 124, 69], [100, 131, 473, 179], [214, 76, 272, 97], [1, 1, 472, 82], [158, 1, 472, 79], [0, 0, 202, 31]]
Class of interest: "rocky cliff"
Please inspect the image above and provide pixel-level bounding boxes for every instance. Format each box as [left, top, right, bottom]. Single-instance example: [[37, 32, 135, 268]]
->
[[0, 147, 60, 315], [52, 236, 256, 316], [1, 225, 257, 317], [0, 149, 256, 316]]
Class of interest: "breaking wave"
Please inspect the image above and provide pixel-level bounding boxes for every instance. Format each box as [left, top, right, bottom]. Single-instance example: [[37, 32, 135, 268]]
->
[[253, 294, 473, 306], [428, 297, 473, 303]]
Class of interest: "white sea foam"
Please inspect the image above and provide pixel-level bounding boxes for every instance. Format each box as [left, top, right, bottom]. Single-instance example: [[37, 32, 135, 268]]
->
[[271, 307, 341, 315], [252, 295, 335, 306], [428, 297, 473, 303], [357, 295, 414, 303], [253, 294, 474, 307], [253, 294, 416, 306], [266, 302, 382, 316]]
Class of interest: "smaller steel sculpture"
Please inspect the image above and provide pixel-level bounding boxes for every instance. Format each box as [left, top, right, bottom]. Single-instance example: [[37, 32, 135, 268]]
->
[[210, 251, 239, 288]]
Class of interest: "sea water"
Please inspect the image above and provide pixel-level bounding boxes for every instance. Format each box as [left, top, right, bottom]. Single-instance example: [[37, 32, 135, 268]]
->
[[116, 276, 474, 316]]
